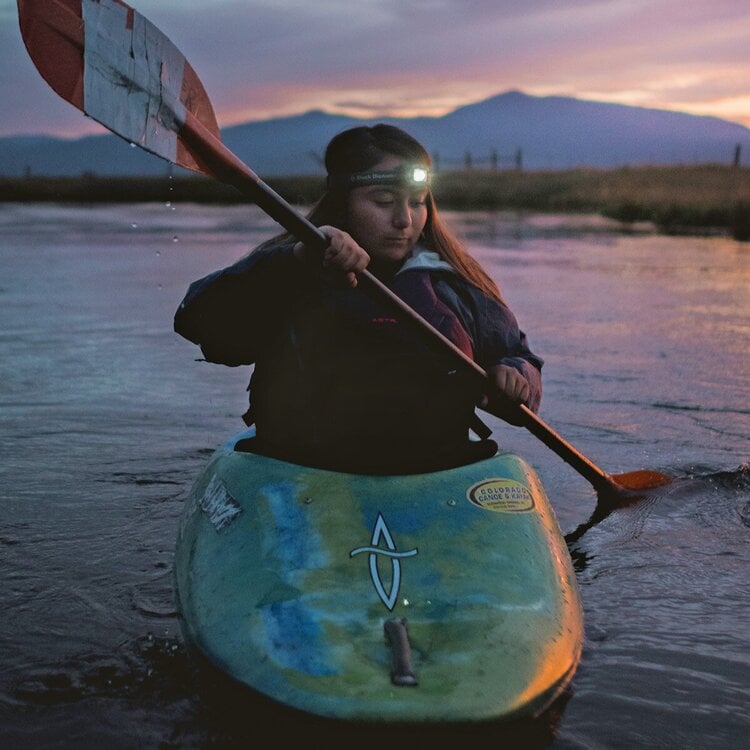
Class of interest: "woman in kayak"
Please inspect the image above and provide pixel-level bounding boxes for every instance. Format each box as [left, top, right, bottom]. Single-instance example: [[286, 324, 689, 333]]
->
[[174, 124, 542, 473]]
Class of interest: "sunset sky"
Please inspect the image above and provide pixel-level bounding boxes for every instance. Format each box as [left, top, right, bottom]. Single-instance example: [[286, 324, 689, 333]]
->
[[1, 0, 749, 138]]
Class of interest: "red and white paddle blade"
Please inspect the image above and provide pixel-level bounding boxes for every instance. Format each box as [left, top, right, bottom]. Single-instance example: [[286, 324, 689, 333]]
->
[[17, 0, 221, 175]]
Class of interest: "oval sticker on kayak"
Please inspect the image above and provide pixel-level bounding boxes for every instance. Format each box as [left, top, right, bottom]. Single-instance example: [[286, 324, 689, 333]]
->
[[467, 479, 534, 512]]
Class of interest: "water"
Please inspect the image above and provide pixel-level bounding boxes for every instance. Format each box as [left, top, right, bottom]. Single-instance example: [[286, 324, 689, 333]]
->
[[1, 203, 748, 748]]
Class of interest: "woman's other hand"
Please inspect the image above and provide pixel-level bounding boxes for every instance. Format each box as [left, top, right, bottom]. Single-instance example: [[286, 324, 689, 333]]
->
[[478, 364, 531, 425]]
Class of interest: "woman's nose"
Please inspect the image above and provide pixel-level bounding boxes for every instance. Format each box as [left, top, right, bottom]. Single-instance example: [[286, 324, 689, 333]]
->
[[392, 201, 412, 228]]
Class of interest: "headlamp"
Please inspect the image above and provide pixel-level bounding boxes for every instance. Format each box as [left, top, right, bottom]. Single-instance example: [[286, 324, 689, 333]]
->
[[327, 165, 432, 190]]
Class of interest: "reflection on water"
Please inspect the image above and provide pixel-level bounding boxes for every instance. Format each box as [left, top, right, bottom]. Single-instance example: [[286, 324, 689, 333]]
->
[[1, 203, 748, 748]]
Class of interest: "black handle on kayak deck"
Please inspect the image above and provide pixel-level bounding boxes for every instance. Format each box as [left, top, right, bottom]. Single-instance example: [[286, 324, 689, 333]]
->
[[384, 618, 418, 687]]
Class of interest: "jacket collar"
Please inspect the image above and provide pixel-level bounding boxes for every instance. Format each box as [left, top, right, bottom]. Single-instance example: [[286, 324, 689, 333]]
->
[[397, 245, 454, 276]]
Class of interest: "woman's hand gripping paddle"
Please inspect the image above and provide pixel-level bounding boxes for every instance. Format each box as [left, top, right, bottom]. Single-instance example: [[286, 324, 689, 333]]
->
[[17, 0, 672, 502]]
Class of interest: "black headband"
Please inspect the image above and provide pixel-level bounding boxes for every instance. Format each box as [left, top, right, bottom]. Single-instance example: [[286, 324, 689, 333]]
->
[[327, 165, 432, 190]]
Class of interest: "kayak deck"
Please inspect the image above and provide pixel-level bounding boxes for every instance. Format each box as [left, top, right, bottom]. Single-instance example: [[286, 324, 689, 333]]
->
[[174, 430, 583, 723]]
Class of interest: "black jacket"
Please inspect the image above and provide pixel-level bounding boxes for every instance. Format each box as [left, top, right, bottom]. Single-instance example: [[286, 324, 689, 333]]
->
[[175, 244, 543, 473]]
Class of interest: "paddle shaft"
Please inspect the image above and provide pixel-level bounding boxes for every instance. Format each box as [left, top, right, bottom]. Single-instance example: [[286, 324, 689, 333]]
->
[[18, 0, 627, 495]]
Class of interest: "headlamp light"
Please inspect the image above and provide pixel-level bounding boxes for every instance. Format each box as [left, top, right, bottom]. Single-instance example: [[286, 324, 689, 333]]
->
[[327, 165, 432, 190]]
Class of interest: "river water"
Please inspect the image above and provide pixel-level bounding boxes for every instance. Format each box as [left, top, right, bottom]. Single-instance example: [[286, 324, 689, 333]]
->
[[1, 202, 748, 748]]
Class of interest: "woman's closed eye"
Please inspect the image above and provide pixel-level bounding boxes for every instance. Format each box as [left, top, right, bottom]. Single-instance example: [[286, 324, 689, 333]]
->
[[369, 190, 396, 206]]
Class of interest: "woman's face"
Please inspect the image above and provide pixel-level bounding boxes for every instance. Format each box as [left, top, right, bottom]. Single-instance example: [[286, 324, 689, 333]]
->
[[345, 155, 429, 269]]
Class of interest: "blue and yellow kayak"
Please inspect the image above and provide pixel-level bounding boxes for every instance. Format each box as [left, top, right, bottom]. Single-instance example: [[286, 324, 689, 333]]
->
[[174, 429, 583, 723]]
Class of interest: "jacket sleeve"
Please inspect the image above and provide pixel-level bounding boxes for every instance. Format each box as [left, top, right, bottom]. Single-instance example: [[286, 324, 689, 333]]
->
[[173, 244, 311, 366], [436, 278, 543, 413]]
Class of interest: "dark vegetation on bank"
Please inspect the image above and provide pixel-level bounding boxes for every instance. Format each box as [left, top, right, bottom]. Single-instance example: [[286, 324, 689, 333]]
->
[[2, 165, 749, 240]]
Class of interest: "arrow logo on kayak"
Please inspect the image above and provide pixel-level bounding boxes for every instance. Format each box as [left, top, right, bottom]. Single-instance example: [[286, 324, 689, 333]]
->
[[350, 513, 418, 611]]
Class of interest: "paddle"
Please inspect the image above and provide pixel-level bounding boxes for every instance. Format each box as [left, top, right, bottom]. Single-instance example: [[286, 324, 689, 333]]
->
[[17, 0, 672, 499]]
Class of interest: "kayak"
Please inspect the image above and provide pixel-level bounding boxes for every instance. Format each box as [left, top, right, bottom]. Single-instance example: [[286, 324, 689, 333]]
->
[[174, 428, 583, 723]]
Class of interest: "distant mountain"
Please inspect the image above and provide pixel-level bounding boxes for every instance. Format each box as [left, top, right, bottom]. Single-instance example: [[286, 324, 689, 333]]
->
[[1, 91, 748, 177]]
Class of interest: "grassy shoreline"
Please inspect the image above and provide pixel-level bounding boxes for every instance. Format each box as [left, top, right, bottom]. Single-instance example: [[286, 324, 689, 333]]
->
[[2, 165, 749, 240]]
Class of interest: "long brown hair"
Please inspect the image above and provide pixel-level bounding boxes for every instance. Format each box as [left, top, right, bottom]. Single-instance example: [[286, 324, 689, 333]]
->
[[265, 124, 503, 303]]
